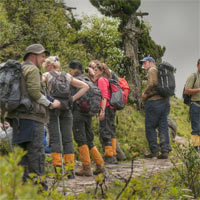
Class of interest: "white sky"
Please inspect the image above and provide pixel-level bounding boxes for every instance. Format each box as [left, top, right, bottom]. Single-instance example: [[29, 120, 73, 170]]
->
[[65, 0, 200, 98]]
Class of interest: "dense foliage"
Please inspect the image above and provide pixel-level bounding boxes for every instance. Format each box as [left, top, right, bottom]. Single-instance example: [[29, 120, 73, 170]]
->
[[90, 0, 140, 24]]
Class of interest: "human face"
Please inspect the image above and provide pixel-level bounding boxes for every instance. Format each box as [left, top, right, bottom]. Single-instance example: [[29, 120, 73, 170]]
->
[[197, 63, 200, 73], [69, 68, 79, 76], [94, 67, 103, 78], [44, 62, 53, 72], [142, 61, 151, 70], [35, 53, 46, 68], [89, 62, 97, 70]]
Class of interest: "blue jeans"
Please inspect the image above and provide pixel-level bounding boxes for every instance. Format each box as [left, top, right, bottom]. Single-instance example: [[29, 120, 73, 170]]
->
[[145, 99, 171, 153], [190, 102, 200, 136]]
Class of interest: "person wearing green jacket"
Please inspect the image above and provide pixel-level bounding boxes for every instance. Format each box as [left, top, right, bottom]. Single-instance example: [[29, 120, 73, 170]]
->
[[7, 44, 61, 190]]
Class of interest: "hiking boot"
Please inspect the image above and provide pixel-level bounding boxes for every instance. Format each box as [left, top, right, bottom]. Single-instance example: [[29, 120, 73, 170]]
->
[[67, 170, 75, 179], [75, 165, 93, 176], [116, 141, 126, 161], [104, 156, 118, 164], [144, 152, 158, 158], [93, 164, 105, 175], [157, 152, 168, 159]]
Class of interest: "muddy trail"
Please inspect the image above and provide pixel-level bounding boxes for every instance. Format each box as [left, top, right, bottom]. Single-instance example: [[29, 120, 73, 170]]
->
[[46, 155, 174, 196]]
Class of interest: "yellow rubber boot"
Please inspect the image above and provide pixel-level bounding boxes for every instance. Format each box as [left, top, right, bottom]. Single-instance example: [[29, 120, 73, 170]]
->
[[90, 146, 104, 175], [64, 153, 75, 179], [112, 138, 117, 156], [75, 145, 92, 176], [51, 152, 62, 167]]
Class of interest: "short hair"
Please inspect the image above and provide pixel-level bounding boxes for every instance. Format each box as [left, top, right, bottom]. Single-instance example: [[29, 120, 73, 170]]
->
[[69, 60, 83, 72], [45, 56, 60, 68]]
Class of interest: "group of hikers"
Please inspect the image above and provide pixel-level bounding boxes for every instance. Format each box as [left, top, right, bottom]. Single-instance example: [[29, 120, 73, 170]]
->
[[1, 43, 200, 191]]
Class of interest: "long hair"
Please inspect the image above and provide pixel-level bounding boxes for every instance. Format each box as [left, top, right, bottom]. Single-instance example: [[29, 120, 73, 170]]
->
[[96, 62, 112, 79]]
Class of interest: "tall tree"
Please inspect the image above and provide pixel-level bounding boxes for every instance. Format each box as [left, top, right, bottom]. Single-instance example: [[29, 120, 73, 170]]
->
[[79, 15, 124, 71], [90, 0, 165, 109], [0, 0, 85, 68]]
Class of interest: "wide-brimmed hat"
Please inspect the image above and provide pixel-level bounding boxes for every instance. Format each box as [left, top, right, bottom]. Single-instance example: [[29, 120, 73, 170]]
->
[[23, 44, 49, 61]]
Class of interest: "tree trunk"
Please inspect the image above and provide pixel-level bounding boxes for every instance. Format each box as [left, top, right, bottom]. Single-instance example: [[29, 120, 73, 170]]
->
[[123, 13, 142, 109]]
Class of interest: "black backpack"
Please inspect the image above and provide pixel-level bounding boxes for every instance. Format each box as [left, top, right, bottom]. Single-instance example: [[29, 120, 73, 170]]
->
[[156, 62, 176, 98], [75, 76, 101, 116], [109, 79, 125, 110], [0, 60, 22, 113], [182, 73, 197, 105]]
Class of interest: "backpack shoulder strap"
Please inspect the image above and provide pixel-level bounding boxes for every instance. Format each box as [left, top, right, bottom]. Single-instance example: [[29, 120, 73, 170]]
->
[[192, 73, 197, 88], [49, 70, 58, 78]]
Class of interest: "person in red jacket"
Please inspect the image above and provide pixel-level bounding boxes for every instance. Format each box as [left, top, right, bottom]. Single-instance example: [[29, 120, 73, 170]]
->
[[94, 62, 118, 164]]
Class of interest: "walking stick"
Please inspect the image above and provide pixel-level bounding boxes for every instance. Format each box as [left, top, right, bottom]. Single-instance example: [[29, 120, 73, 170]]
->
[[55, 109, 64, 176]]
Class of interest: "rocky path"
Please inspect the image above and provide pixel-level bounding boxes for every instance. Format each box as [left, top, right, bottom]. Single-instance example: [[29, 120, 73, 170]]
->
[[47, 157, 174, 196], [46, 136, 187, 195]]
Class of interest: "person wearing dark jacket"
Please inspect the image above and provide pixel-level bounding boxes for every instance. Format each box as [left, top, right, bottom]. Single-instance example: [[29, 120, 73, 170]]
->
[[7, 44, 61, 189], [69, 60, 105, 176]]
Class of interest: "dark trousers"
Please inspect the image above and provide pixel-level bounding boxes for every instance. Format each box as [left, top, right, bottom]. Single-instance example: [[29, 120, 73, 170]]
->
[[190, 102, 200, 136], [48, 109, 74, 154], [17, 121, 45, 180], [145, 99, 171, 153], [73, 110, 94, 149], [99, 106, 116, 147]]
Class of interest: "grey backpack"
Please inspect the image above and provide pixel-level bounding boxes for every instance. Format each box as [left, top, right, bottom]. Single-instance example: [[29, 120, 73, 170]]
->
[[0, 60, 22, 112], [75, 76, 101, 116]]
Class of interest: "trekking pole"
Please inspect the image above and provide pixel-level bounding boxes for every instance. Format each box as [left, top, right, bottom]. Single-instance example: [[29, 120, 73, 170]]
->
[[55, 109, 64, 176]]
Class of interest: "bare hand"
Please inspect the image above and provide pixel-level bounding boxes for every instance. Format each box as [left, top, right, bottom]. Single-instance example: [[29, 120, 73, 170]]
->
[[99, 110, 105, 120], [51, 99, 61, 109], [88, 67, 95, 76], [141, 93, 147, 100]]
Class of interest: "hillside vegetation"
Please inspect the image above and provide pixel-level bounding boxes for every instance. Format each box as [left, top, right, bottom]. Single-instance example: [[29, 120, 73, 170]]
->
[[91, 97, 191, 160]]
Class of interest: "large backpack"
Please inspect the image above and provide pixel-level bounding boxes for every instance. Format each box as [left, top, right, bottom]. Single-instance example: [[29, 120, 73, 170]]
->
[[0, 60, 22, 113], [182, 73, 197, 105], [109, 79, 125, 110], [75, 76, 101, 116], [156, 61, 176, 98], [118, 77, 130, 105]]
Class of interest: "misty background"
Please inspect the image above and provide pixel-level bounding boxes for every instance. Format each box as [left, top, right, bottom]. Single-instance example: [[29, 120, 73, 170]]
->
[[65, 0, 200, 98]]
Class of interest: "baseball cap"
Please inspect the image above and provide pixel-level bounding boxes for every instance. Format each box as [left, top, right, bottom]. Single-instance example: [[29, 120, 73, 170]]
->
[[69, 60, 83, 72], [23, 44, 49, 61], [197, 59, 200, 64], [140, 56, 155, 64]]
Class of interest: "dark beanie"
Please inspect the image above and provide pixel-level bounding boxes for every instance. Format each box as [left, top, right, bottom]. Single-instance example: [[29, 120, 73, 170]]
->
[[69, 60, 83, 72]]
